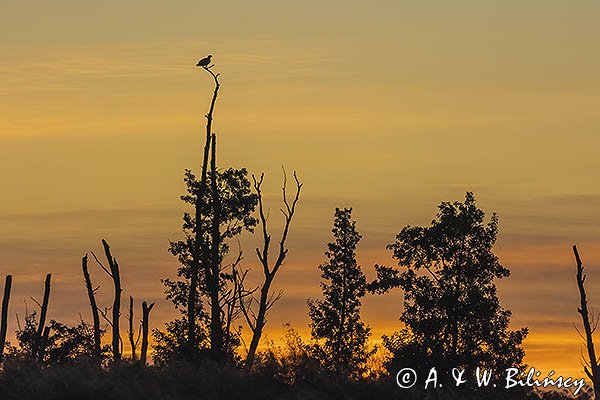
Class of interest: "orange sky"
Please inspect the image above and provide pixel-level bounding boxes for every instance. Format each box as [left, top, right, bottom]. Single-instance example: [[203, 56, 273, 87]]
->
[[2, 0, 600, 379]]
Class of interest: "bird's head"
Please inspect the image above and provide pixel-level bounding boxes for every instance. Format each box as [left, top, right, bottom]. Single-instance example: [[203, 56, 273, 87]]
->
[[208, 54, 212, 58]]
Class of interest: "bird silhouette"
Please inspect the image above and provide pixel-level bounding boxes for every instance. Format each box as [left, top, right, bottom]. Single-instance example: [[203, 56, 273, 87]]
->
[[196, 55, 212, 67]]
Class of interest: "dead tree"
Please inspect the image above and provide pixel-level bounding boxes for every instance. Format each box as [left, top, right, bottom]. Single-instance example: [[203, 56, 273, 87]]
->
[[208, 131, 225, 359], [0, 275, 12, 363], [128, 296, 141, 361], [240, 170, 302, 371], [82, 254, 102, 360], [129, 297, 135, 360], [140, 301, 155, 365], [92, 239, 122, 361], [34, 274, 51, 358], [187, 60, 221, 354], [574, 245, 600, 399]]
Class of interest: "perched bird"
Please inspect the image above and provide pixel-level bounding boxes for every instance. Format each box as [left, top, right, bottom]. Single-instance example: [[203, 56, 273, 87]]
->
[[196, 54, 212, 67]]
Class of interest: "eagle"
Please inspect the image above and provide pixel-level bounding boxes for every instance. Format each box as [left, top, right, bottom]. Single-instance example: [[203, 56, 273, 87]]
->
[[196, 55, 212, 67]]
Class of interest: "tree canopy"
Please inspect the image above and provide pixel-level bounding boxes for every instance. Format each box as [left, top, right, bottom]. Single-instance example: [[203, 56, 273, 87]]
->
[[371, 192, 528, 377], [308, 208, 371, 379]]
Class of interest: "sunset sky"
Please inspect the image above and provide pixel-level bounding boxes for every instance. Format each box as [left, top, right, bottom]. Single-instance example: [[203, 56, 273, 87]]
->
[[2, 0, 600, 378]]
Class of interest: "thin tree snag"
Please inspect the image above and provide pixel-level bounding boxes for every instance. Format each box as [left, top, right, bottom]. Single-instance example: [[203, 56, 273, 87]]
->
[[141, 301, 155, 365], [82, 254, 102, 360], [128, 296, 137, 361], [188, 62, 221, 353], [208, 132, 224, 360], [573, 245, 600, 399], [241, 169, 303, 371], [0, 275, 12, 363], [104, 239, 122, 361], [93, 239, 122, 361], [35, 274, 51, 358]]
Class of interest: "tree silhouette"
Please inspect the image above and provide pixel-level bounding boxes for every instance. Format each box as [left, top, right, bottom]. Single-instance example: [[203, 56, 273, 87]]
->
[[371, 192, 527, 377], [140, 301, 155, 365], [8, 312, 104, 365], [0, 275, 12, 364], [573, 245, 600, 399], [187, 61, 219, 358], [237, 169, 302, 371], [307, 207, 371, 379], [81, 255, 102, 361], [152, 317, 209, 366], [91, 239, 123, 362], [164, 167, 258, 361], [160, 60, 259, 362], [127, 296, 141, 361], [33, 274, 51, 360]]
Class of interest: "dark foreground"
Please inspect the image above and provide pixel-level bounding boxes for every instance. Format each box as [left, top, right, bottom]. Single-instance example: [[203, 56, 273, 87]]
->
[[0, 361, 588, 400]]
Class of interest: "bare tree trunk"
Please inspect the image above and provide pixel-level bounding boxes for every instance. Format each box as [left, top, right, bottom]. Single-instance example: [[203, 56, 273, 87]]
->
[[187, 63, 221, 354], [574, 245, 600, 399], [35, 274, 51, 358], [245, 277, 271, 370], [241, 171, 302, 371], [128, 296, 137, 361], [188, 134, 211, 353], [209, 132, 224, 360], [0, 275, 12, 363], [141, 301, 154, 365], [82, 255, 102, 360], [102, 239, 122, 361]]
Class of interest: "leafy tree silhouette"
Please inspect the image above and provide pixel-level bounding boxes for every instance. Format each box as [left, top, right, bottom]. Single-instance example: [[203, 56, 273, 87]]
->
[[371, 192, 528, 378], [152, 317, 207, 366], [161, 167, 258, 361], [6, 312, 108, 365], [308, 207, 371, 379]]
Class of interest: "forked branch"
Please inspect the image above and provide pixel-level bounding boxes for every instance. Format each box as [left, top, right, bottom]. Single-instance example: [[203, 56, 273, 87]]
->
[[242, 168, 302, 371]]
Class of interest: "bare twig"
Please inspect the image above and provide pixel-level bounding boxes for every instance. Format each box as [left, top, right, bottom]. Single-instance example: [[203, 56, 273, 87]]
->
[[91, 251, 112, 278], [99, 307, 113, 328]]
